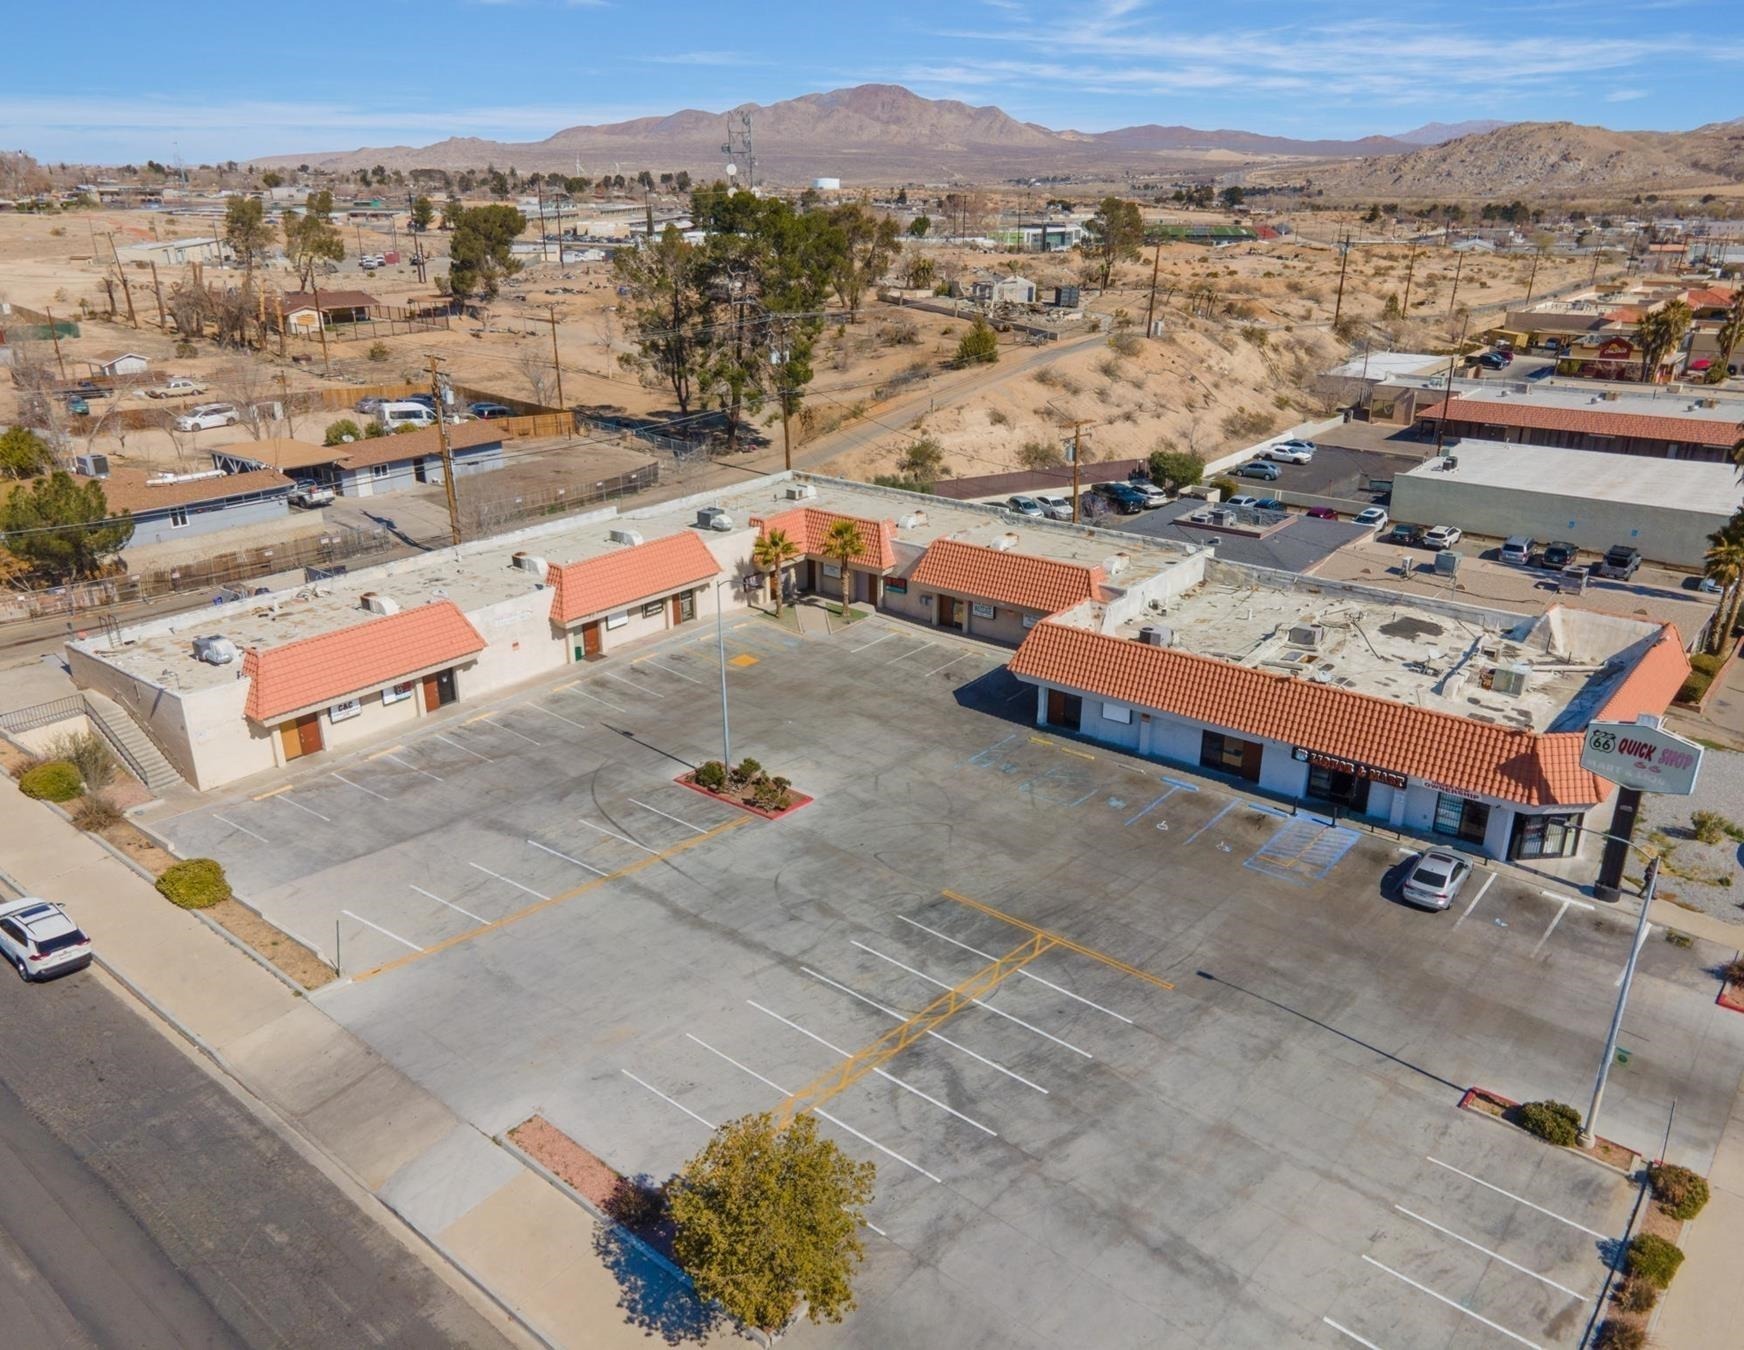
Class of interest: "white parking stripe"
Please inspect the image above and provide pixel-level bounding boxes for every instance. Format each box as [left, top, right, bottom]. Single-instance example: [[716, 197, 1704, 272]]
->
[[685, 1033, 941, 1184], [1361, 1256, 1542, 1349], [384, 753, 442, 782], [897, 916, 1134, 1024], [621, 1069, 717, 1130], [629, 798, 709, 834], [881, 642, 934, 665], [212, 813, 270, 844], [1453, 872, 1495, 928], [410, 884, 489, 925], [923, 652, 971, 676], [641, 658, 704, 685], [528, 703, 594, 733], [1531, 900, 1572, 958], [1393, 1206, 1586, 1300], [851, 941, 1094, 1059], [483, 717, 542, 746], [273, 794, 331, 823], [468, 861, 551, 899], [801, 967, 1049, 1094], [598, 670, 662, 697], [746, 1000, 997, 1136], [574, 818, 657, 853], [331, 772, 390, 801], [1424, 1158, 1610, 1239], [1541, 887, 1595, 911], [848, 632, 895, 654], [1322, 1319, 1385, 1350], [340, 909, 424, 952], [560, 685, 626, 713], [526, 840, 606, 876], [434, 732, 489, 761]]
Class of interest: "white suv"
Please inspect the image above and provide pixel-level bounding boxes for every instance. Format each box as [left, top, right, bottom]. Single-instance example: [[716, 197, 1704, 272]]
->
[[174, 402, 240, 432], [0, 898, 93, 981]]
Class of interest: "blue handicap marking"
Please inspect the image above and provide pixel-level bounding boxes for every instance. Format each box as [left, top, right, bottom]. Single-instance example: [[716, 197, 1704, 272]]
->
[[1020, 764, 1100, 807], [1243, 819, 1362, 884]]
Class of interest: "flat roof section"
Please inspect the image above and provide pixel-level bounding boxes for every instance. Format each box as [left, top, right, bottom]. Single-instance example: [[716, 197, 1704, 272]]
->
[[1401, 438, 1744, 515], [1112, 501, 1371, 574], [1327, 352, 1449, 381]]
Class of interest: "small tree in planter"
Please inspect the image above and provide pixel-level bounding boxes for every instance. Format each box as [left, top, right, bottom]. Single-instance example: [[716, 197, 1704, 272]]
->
[[1517, 1100, 1581, 1147], [1625, 1232, 1685, 1289], [819, 518, 865, 618], [752, 527, 800, 620], [1647, 1162, 1710, 1220], [693, 760, 728, 791]]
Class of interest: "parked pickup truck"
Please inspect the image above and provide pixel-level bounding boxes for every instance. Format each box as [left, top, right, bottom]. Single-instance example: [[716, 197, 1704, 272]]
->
[[1597, 545, 1641, 581], [143, 377, 205, 399], [288, 486, 335, 509]]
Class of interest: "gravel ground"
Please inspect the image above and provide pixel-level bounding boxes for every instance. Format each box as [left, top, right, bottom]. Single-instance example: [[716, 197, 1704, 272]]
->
[[1638, 745, 1744, 925]]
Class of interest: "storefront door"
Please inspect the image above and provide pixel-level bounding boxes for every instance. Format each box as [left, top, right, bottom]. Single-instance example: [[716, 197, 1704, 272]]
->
[[938, 595, 964, 630], [1045, 689, 1082, 730], [1433, 792, 1490, 844], [671, 590, 696, 624], [579, 621, 603, 660], [1201, 730, 1263, 784], [421, 668, 458, 710], [1307, 764, 1371, 814], [1510, 812, 1579, 860], [278, 712, 323, 761]]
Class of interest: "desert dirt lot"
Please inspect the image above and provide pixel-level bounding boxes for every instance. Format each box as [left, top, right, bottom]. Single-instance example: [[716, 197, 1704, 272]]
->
[[146, 611, 1744, 1349]]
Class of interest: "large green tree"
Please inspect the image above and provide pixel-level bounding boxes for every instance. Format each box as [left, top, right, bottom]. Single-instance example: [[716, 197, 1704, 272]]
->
[[447, 204, 527, 302], [1081, 196, 1145, 290], [1704, 510, 1744, 654], [410, 195, 434, 232], [751, 527, 799, 619], [0, 427, 53, 480], [827, 203, 900, 322], [613, 225, 709, 415], [820, 518, 865, 616], [1634, 298, 1692, 383], [223, 195, 272, 274], [0, 472, 133, 581], [1710, 293, 1744, 385], [283, 189, 344, 289], [669, 1113, 875, 1335]]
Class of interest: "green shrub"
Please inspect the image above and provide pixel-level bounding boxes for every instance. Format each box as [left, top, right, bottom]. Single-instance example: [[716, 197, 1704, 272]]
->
[[693, 760, 727, 791], [1648, 1162, 1710, 1220], [72, 793, 123, 833], [729, 757, 762, 787], [1107, 330, 1142, 357], [1517, 1099, 1582, 1147], [1594, 1319, 1646, 1350], [955, 318, 999, 367], [1626, 1232, 1686, 1288], [1209, 476, 1240, 501], [19, 760, 81, 802], [1690, 809, 1744, 846], [1689, 652, 1724, 677], [367, 341, 390, 362], [324, 418, 362, 446], [174, 339, 197, 358], [45, 731, 117, 791], [1677, 671, 1713, 705], [154, 858, 232, 910], [1613, 1274, 1658, 1314], [1724, 954, 1744, 984]]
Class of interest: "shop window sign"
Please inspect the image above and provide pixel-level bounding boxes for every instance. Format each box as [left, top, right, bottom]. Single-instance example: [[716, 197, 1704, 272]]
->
[[1291, 746, 1406, 789], [330, 699, 362, 722]]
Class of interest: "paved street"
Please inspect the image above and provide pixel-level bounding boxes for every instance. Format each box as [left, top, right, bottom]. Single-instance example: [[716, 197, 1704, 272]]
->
[[0, 951, 516, 1349]]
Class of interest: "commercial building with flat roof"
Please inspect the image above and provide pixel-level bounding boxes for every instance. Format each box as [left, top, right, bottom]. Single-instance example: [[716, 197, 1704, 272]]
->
[[1391, 439, 1744, 567], [1415, 385, 1744, 461]]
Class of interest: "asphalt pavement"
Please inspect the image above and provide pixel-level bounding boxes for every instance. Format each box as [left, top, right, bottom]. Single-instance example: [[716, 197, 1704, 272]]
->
[[0, 959, 515, 1349]]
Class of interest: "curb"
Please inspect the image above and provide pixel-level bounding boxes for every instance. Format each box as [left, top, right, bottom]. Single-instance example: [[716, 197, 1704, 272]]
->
[[1458, 1086, 1642, 1179]]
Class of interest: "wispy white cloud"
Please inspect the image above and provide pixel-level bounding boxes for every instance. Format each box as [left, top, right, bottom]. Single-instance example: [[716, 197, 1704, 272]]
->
[[1606, 88, 1649, 102], [645, 51, 762, 66]]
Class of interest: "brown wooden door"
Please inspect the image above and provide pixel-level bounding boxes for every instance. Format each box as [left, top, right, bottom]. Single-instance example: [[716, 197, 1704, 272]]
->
[[1045, 689, 1081, 729], [581, 621, 603, 658], [281, 712, 323, 761], [421, 673, 441, 710], [278, 720, 301, 761], [1240, 740, 1264, 783]]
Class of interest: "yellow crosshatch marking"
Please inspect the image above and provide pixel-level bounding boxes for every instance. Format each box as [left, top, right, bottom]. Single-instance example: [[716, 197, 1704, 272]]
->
[[941, 889, 1177, 994], [729, 653, 759, 667]]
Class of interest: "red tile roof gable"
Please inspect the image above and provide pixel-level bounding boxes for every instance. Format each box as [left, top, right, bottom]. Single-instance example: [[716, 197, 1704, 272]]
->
[[753, 506, 896, 570], [911, 538, 1107, 614], [546, 531, 721, 626], [242, 600, 485, 723]]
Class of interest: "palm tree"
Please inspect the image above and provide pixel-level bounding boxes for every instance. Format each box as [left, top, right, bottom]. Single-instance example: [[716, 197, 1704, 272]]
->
[[819, 519, 865, 618], [1633, 299, 1692, 384], [751, 527, 799, 620], [1711, 294, 1744, 386], [1704, 512, 1744, 654]]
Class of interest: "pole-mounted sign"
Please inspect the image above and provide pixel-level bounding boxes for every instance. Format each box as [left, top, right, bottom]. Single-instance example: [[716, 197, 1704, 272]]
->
[[1580, 720, 1702, 796]]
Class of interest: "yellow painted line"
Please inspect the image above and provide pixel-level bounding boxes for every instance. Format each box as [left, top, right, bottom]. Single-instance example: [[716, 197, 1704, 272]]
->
[[252, 784, 293, 801], [463, 711, 497, 725], [555, 680, 579, 691], [1027, 734, 1094, 761], [352, 815, 750, 983], [941, 889, 1175, 993], [366, 745, 405, 760]]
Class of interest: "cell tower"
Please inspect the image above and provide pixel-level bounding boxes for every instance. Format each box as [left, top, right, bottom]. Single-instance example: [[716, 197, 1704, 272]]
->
[[721, 110, 755, 191]]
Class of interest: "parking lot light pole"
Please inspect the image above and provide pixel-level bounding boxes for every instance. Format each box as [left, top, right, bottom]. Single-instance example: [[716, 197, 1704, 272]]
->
[[1581, 853, 1660, 1148], [715, 578, 734, 769]]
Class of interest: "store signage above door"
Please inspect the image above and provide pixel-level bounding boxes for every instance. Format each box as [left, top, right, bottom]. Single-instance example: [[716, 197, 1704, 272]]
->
[[1581, 720, 1702, 795], [1293, 746, 1408, 789]]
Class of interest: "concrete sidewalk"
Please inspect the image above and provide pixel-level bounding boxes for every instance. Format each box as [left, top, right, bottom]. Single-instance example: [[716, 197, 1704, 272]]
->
[[0, 777, 728, 1350], [1653, 1050, 1744, 1346]]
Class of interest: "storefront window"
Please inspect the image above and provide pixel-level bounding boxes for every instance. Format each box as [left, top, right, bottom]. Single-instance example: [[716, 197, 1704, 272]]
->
[[1200, 731, 1261, 783], [1511, 812, 1580, 860], [1307, 763, 1370, 813], [1433, 792, 1490, 844]]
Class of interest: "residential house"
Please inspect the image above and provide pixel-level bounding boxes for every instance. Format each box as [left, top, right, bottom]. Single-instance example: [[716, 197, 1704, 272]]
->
[[83, 351, 150, 379], [90, 464, 294, 548], [278, 290, 379, 332]]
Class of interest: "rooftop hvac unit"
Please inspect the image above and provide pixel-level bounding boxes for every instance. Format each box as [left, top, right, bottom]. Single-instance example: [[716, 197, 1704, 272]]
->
[[897, 510, 928, 529], [1490, 665, 1528, 698], [1434, 549, 1460, 575], [991, 532, 1019, 551], [73, 453, 109, 478], [783, 483, 817, 501], [192, 635, 237, 665], [360, 592, 401, 615], [1138, 624, 1171, 647], [1104, 551, 1130, 576], [696, 506, 734, 532], [1286, 623, 1325, 649], [511, 552, 547, 574], [607, 528, 644, 546]]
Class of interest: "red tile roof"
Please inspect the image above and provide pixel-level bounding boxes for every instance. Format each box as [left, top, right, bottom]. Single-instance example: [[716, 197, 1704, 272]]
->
[[1595, 624, 1691, 724], [1417, 396, 1742, 449], [1007, 621, 1686, 805], [753, 507, 896, 569], [1685, 288, 1735, 310], [242, 600, 485, 723], [546, 531, 720, 626], [911, 539, 1107, 614]]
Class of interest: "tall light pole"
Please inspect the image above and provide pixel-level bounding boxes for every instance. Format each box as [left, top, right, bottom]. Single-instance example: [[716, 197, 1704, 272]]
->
[[714, 576, 735, 768], [1582, 854, 1660, 1147]]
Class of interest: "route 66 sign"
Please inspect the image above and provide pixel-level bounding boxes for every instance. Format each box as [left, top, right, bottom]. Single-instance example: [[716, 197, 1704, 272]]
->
[[1581, 720, 1702, 795]]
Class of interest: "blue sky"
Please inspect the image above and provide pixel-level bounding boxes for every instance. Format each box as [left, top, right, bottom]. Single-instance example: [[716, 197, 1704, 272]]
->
[[5, 0, 1740, 163]]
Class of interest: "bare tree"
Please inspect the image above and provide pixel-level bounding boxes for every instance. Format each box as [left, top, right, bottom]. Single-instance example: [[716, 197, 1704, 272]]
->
[[216, 361, 275, 439], [515, 347, 555, 407]]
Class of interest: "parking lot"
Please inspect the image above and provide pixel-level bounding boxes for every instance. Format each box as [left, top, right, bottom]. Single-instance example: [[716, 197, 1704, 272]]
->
[[150, 613, 1744, 1348]]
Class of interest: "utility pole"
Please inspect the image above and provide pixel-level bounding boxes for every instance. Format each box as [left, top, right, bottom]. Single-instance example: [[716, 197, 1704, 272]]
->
[[1447, 249, 1465, 322], [1331, 232, 1351, 329], [44, 307, 66, 379], [1401, 245, 1417, 315], [429, 355, 462, 545], [276, 294, 287, 358], [1524, 247, 1542, 306], [310, 277, 330, 374], [108, 233, 138, 328], [1143, 239, 1163, 338], [1068, 419, 1085, 523], [536, 188, 550, 263], [546, 305, 564, 408], [1433, 315, 1470, 460], [148, 261, 167, 328], [279, 370, 294, 438]]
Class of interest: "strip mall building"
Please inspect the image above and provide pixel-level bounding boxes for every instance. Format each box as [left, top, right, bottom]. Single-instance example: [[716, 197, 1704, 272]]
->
[[66, 475, 1690, 864]]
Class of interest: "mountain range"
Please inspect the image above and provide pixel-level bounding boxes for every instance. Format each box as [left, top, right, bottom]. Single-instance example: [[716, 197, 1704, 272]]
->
[[255, 84, 1741, 197]]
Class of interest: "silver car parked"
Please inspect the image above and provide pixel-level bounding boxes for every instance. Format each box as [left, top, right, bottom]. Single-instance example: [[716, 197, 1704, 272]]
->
[[1399, 849, 1473, 911]]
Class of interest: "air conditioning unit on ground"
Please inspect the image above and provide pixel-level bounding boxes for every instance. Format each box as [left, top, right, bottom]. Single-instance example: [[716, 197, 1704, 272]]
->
[[608, 528, 644, 546], [192, 635, 237, 665], [360, 592, 401, 615], [73, 453, 109, 478]]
